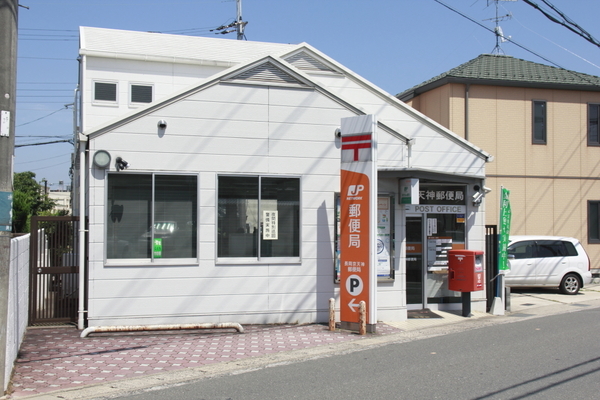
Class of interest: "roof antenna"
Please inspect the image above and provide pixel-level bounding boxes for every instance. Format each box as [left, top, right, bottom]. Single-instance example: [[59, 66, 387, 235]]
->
[[485, 0, 515, 55], [210, 0, 248, 40]]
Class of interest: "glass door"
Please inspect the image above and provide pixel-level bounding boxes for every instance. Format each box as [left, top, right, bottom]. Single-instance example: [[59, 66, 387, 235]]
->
[[406, 216, 423, 307], [406, 214, 465, 308]]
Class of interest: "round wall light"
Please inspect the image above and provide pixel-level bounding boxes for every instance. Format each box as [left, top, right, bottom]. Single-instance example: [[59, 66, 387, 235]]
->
[[93, 150, 111, 168]]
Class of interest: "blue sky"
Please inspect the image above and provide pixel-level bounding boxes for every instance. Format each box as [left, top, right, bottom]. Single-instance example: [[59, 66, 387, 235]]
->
[[14, 0, 600, 188]]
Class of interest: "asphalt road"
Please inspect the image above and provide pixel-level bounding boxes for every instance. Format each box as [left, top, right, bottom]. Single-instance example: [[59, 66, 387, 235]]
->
[[108, 306, 600, 400]]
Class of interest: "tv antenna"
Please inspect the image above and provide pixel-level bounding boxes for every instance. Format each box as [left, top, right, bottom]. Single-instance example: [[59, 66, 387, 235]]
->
[[211, 0, 248, 40], [485, 0, 516, 54]]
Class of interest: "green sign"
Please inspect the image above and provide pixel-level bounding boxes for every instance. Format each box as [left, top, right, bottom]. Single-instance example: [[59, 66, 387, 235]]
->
[[498, 187, 511, 271], [153, 238, 163, 258]]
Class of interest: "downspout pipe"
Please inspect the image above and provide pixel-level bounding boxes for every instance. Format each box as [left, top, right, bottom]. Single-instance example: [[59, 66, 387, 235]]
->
[[81, 322, 245, 338], [77, 131, 86, 330], [464, 83, 470, 141]]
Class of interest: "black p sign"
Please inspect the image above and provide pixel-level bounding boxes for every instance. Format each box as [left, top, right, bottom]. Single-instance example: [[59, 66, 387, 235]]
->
[[345, 274, 364, 296]]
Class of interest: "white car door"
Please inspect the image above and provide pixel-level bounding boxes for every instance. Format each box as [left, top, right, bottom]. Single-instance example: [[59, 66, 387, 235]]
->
[[535, 240, 570, 286], [506, 240, 538, 286]]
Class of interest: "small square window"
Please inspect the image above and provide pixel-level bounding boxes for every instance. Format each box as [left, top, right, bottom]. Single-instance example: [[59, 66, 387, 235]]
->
[[532, 100, 546, 144], [131, 84, 153, 104], [94, 82, 117, 102]]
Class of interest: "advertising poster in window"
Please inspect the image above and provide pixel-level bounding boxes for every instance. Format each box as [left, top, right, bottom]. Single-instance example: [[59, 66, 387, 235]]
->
[[263, 210, 278, 240], [377, 197, 392, 278]]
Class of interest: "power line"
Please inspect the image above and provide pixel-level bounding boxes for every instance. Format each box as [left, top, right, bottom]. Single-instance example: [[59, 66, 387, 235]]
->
[[522, 0, 600, 49], [16, 106, 71, 127], [434, 0, 566, 69], [15, 139, 72, 148]]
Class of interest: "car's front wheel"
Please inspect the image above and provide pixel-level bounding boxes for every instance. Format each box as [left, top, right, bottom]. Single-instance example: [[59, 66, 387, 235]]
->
[[559, 273, 581, 295]]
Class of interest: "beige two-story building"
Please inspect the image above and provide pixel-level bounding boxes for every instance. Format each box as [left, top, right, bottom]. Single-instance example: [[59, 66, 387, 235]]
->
[[398, 54, 600, 274]]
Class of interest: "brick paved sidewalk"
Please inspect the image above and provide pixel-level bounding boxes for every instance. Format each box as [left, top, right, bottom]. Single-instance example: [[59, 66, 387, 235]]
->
[[8, 323, 402, 398]]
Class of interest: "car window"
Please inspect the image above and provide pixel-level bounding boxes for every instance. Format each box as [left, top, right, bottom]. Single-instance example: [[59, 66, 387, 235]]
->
[[508, 241, 535, 259], [535, 240, 576, 258], [564, 241, 578, 256]]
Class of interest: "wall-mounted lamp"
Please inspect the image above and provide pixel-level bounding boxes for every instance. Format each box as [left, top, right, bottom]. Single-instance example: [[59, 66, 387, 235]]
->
[[116, 157, 129, 171], [93, 150, 111, 168]]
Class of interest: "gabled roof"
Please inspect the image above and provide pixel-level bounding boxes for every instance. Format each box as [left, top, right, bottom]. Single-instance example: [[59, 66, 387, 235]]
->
[[79, 26, 297, 67], [81, 30, 491, 162], [397, 54, 600, 102]]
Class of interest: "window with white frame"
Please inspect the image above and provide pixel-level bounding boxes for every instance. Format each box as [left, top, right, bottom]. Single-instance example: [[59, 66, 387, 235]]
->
[[94, 81, 117, 102], [217, 176, 300, 259], [131, 84, 153, 104], [106, 173, 197, 260]]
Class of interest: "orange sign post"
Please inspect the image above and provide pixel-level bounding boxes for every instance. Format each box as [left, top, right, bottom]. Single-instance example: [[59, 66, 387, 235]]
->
[[339, 115, 377, 333]]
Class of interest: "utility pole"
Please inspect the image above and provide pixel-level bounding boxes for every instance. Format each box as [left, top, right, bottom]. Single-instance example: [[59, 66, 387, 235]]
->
[[0, 0, 18, 394], [236, 0, 247, 40], [210, 0, 248, 40]]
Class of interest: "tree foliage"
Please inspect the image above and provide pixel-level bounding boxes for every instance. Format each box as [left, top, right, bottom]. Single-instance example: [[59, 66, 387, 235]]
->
[[12, 171, 56, 233]]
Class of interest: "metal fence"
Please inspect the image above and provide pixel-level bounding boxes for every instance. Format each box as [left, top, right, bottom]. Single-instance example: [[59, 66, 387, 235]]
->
[[29, 216, 80, 325]]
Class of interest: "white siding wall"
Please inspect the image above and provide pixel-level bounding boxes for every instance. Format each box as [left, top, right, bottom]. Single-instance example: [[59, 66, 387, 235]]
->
[[82, 57, 227, 131], [313, 74, 486, 177], [83, 54, 488, 326], [87, 84, 357, 325], [5, 235, 29, 392]]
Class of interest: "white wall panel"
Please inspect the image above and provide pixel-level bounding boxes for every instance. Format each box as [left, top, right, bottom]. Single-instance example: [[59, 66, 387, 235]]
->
[[83, 43, 487, 326], [90, 294, 272, 317]]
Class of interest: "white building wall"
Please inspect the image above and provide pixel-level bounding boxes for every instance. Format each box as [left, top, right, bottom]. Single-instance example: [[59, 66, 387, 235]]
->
[[86, 84, 358, 325], [5, 235, 29, 392], [313, 73, 487, 177], [82, 57, 227, 131], [81, 36, 489, 326]]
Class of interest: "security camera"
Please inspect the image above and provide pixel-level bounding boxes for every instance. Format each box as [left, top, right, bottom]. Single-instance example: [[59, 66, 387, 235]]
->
[[472, 192, 484, 206], [115, 157, 129, 171], [335, 128, 341, 138], [158, 120, 167, 129]]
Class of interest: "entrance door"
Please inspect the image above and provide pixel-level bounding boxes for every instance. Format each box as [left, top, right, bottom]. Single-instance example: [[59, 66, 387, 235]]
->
[[406, 216, 423, 307], [406, 214, 464, 309]]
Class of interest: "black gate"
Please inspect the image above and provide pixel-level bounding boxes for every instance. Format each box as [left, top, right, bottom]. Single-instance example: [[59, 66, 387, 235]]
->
[[485, 225, 499, 312], [29, 216, 81, 326]]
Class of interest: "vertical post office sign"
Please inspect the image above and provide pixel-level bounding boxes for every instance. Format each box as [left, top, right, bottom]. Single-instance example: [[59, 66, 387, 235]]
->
[[339, 115, 378, 330]]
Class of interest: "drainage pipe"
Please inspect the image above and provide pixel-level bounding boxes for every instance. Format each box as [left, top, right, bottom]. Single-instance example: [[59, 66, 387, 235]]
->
[[80, 322, 244, 338]]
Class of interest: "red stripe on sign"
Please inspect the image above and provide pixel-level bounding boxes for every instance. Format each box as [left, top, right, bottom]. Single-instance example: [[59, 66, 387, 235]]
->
[[341, 134, 372, 143]]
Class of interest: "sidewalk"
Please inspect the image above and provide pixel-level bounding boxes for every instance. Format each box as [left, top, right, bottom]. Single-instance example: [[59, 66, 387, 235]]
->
[[6, 282, 600, 400]]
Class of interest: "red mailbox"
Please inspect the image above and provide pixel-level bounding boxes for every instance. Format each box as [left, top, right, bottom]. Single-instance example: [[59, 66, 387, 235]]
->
[[448, 250, 484, 292]]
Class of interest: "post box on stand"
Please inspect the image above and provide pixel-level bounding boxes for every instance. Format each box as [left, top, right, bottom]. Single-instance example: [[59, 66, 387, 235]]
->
[[448, 250, 484, 317]]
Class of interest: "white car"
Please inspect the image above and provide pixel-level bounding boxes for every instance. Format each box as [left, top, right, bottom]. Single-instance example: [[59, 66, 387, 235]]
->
[[506, 236, 592, 295]]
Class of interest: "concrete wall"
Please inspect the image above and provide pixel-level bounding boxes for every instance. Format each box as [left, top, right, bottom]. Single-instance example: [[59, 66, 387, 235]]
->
[[4, 234, 29, 393]]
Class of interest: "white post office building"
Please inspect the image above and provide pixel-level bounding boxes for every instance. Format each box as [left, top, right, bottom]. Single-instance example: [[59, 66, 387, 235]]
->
[[74, 27, 493, 329]]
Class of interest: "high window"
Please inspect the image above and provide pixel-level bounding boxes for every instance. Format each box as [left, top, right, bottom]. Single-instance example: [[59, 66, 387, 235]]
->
[[588, 104, 600, 146], [131, 84, 153, 104], [94, 81, 117, 102], [217, 176, 300, 259], [532, 100, 547, 144], [106, 174, 197, 260], [588, 201, 600, 243]]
